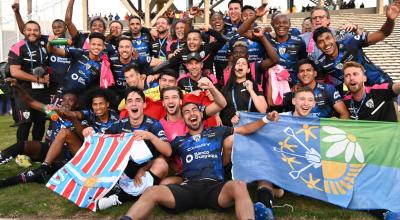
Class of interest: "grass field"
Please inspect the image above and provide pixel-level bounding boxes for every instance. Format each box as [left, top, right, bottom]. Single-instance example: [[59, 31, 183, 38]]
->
[[0, 115, 376, 219]]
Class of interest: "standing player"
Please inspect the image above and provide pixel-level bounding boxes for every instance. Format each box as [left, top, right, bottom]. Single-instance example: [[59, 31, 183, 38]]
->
[[47, 33, 106, 94], [8, 21, 50, 142]]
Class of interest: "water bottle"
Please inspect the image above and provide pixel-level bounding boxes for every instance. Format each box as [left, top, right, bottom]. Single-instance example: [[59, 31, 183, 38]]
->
[[42, 105, 59, 121], [50, 38, 73, 46]]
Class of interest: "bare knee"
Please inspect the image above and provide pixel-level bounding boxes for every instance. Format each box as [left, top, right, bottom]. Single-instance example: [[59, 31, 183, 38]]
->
[[150, 157, 169, 178], [230, 180, 249, 197], [142, 185, 164, 201], [57, 128, 71, 139]]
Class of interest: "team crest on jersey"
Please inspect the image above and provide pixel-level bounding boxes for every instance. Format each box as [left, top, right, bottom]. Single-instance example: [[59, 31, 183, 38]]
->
[[365, 99, 374, 108], [23, 111, 30, 119], [335, 63, 343, 70], [199, 51, 205, 58], [279, 47, 286, 55], [85, 63, 91, 70], [192, 134, 201, 142]]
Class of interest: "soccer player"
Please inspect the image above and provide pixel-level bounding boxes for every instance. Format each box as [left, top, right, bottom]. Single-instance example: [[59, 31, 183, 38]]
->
[[123, 16, 153, 59], [313, 2, 400, 91], [284, 86, 318, 118], [238, 4, 307, 85], [47, 32, 106, 94], [0, 79, 81, 188], [64, 0, 116, 55], [342, 61, 400, 122], [110, 36, 152, 100], [283, 59, 350, 119], [11, 88, 119, 185], [91, 87, 170, 210], [119, 103, 279, 220]]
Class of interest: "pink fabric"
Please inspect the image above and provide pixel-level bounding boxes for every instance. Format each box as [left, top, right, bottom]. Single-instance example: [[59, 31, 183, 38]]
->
[[82, 37, 90, 50], [10, 40, 25, 56], [268, 65, 291, 106], [223, 62, 263, 91], [306, 33, 314, 55], [160, 117, 188, 142], [100, 54, 115, 88]]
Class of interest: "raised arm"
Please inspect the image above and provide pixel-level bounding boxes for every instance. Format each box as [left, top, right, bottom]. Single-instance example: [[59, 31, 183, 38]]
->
[[201, 25, 226, 54], [12, 3, 25, 34], [234, 111, 279, 135], [238, 4, 269, 40], [65, 0, 79, 38], [197, 77, 227, 116], [253, 28, 279, 71], [367, 2, 399, 45]]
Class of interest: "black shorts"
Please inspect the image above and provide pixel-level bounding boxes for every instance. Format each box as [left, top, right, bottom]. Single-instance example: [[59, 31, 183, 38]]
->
[[165, 179, 227, 212]]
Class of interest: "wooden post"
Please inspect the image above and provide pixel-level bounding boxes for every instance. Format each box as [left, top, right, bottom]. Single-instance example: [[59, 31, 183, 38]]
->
[[145, 0, 150, 27], [82, 0, 89, 31], [262, 0, 268, 24], [376, 0, 384, 14], [120, 0, 140, 17], [27, 0, 32, 20], [204, 0, 210, 27], [151, 0, 174, 26]]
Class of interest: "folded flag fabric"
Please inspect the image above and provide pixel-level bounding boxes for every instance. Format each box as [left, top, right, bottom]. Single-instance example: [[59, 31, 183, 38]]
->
[[232, 112, 400, 212], [46, 133, 135, 211]]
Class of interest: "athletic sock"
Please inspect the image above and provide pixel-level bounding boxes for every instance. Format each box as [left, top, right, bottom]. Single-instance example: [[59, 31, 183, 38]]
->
[[257, 187, 274, 210]]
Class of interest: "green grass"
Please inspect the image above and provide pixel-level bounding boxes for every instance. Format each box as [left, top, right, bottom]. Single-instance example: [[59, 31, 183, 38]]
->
[[0, 116, 376, 219]]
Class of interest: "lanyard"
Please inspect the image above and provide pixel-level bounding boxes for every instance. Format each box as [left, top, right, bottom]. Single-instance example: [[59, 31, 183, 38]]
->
[[350, 92, 367, 120], [158, 37, 167, 58], [188, 78, 194, 92], [231, 86, 252, 112], [25, 40, 43, 71]]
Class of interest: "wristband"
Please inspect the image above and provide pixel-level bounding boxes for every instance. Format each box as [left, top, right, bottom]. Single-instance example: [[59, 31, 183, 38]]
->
[[262, 115, 269, 124]]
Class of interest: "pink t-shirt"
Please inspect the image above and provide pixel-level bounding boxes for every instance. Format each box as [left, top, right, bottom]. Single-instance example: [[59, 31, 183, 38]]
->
[[160, 117, 188, 142]]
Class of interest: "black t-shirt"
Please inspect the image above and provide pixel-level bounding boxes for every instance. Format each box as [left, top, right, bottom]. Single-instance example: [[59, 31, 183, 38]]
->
[[220, 81, 263, 126], [178, 76, 200, 93], [168, 29, 226, 72], [151, 36, 169, 60], [8, 38, 49, 90], [343, 83, 397, 122]]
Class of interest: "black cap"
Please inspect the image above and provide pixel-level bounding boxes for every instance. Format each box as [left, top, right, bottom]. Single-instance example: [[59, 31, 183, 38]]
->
[[186, 52, 202, 62]]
